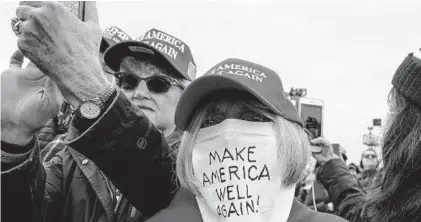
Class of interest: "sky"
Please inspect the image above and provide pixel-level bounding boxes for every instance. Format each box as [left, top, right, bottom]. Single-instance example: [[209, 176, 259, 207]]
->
[[1, 1, 420, 163]]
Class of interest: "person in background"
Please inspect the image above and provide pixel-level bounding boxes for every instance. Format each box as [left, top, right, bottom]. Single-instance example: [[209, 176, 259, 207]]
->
[[39, 25, 132, 163], [312, 50, 421, 222], [347, 163, 361, 180], [2, 2, 197, 221], [358, 148, 381, 192]]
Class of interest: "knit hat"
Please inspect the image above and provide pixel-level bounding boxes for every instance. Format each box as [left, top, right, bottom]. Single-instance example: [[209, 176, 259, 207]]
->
[[392, 52, 421, 107]]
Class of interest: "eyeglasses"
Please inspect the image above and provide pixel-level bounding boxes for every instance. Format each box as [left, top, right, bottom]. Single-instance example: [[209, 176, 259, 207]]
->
[[115, 72, 184, 93], [363, 154, 377, 159]]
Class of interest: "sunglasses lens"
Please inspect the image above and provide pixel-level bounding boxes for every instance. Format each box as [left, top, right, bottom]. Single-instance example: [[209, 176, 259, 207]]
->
[[147, 77, 171, 93], [364, 154, 376, 159], [120, 74, 139, 90]]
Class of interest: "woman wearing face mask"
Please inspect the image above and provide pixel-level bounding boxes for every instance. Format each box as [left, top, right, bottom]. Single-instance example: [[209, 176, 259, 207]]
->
[[147, 58, 347, 222]]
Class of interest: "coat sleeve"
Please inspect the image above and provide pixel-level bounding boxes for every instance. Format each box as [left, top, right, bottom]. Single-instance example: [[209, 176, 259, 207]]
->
[[1, 138, 67, 222], [67, 90, 177, 217], [317, 159, 366, 220]]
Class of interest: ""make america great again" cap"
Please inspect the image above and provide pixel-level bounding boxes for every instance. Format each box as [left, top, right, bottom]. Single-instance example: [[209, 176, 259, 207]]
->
[[175, 58, 303, 130], [104, 28, 197, 81]]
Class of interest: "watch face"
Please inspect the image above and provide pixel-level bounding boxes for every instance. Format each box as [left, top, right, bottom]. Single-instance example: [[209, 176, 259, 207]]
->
[[80, 101, 101, 119]]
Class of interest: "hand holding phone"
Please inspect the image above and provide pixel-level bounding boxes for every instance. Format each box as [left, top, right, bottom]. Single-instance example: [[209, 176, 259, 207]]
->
[[310, 137, 340, 166]]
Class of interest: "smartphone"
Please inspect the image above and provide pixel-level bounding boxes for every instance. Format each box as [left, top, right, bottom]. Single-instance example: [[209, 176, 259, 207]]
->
[[299, 97, 324, 139], [60, 1, 86, 21]]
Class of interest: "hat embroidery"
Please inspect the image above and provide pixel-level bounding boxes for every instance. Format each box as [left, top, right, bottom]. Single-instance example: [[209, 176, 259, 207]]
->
[[138, 30, 187, 60], [188, 62, 197, 80], [210, 63, 267, 83], [143, 40, 179, 60], [104, 26, 130, 43]]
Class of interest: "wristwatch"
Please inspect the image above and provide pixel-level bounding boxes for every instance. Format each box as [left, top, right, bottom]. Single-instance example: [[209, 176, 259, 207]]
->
[[78, 84, 116, 119]]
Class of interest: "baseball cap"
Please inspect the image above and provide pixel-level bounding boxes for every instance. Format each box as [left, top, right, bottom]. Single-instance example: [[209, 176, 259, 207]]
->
[[104, 28, 197, 81], [175, 58, 303, 130], [100, 26, 132, 53]]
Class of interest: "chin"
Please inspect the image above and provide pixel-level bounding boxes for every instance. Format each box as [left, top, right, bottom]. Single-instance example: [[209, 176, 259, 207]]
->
[[141, 109, 156, 122]]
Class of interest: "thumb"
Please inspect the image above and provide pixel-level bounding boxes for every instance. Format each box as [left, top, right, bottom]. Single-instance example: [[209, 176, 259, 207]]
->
[[84, 1, 99, 26], [10, 50, 24, 69], [43, 78, 64, 114], [311, 137, 331, 147], [26, 61, 38, 69]]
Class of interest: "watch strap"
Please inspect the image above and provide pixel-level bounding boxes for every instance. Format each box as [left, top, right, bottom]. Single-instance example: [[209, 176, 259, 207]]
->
[[74, 88, 117, 130], [99, 84, 117, 109]]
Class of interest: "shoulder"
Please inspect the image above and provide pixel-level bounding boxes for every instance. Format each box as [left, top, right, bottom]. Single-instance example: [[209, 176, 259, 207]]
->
[[289, 199, 348, 222], [306, 211, 348, 222]]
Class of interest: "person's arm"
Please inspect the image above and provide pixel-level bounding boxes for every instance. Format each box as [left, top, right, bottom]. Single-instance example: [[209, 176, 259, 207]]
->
[[66, 90, 177, 217], [1, 139, 45, 222], [317, 159, 366, 219], [2, 138, 68, 222]]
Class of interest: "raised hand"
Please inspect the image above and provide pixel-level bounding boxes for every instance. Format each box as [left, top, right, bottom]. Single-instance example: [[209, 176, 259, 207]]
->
[[1, 50, 63, 145], [15, 1, 110, 109], [310, 137, 341, 166]]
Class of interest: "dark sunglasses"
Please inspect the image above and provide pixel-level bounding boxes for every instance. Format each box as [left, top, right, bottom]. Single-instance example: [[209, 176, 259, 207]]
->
[[363, 154, 377, 159], [115, 72, 184, 93]]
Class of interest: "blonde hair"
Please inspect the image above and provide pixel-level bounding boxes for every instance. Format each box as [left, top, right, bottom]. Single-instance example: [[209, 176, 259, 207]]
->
[[175, 97, 311, 197]]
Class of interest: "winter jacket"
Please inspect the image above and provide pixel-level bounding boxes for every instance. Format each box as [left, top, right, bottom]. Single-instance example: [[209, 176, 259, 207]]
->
[[2, 91, 177, 222], [317, 159, 366, 221]]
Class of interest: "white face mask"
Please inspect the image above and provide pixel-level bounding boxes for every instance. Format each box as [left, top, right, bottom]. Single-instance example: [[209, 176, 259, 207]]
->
[[192, 119, 295, 222]]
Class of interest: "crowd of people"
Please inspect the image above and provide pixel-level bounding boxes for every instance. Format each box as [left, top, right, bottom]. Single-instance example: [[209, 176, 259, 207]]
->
[[1, 2, 421, 222]]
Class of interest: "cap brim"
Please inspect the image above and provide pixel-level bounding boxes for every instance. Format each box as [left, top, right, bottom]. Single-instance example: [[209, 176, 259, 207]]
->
[[175, 74, 283, 131], [104, 41, 157, 70]]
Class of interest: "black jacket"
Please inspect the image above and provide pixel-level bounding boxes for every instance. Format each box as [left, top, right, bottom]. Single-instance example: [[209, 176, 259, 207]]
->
[[2, 91, 177, 222], [317, 159, 366, 221]]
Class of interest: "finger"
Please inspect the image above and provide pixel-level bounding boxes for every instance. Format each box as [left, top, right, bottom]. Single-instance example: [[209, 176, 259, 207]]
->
[[311, 137, 331, 147], [19, 1, 48, 8], [16, 5, 33, 20], [310, 145, 322, 153], [43, 78, 64, 113], [84, 1, 99, 26], [10, 50, 24, 69], [26, 61, 37, 69], [10, 17, 19, 29]]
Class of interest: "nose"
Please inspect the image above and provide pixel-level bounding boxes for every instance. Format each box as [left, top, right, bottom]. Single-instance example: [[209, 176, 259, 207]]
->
[[133, 80, 151, 100]]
